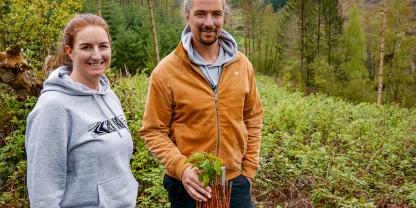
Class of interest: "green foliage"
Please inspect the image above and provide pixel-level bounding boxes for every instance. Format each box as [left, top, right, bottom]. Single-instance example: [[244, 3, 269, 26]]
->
[[265, 0, 288, 11], [254, 75, 416, 207], [310, 56, 341, 97], [0, 0, 83, 70], [338, 5, 367, 88], [0, 95, 36, 206], [185, 152, 223, 187], [111, 74, 169, 207], [1, 74, 415, 207], [83, 1, 183, 75], [383, 0, 416, 107]]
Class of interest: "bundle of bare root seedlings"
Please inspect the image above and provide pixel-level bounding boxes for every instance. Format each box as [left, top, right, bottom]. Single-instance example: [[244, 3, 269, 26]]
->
[[197, 169, 232, 208], [185, 152, 233, 208]]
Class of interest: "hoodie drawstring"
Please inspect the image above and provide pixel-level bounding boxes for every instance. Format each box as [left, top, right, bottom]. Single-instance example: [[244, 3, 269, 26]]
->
[[201, 65, 221, 94], [93, 95, 122, 137], [101, 95, 130, 134]]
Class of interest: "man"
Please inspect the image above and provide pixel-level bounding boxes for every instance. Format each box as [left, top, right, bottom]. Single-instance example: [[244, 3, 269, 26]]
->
[[139, 0, 263, 207]]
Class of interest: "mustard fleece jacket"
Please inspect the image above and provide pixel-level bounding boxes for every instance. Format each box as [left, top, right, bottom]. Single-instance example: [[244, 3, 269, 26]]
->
[[139, 42, 263, 181]]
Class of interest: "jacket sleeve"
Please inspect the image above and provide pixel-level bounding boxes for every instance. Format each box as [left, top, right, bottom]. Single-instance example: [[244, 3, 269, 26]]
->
[[25, 102, 70, 208], [139, 73, 191, 180], [241, 62, 264, 179]]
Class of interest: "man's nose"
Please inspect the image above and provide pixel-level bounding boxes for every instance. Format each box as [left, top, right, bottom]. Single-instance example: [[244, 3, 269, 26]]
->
[[204, 14, 214, 26]]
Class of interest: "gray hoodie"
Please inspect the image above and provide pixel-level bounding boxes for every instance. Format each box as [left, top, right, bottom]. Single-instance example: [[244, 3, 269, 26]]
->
[[181, 25, 237, 93], [25, 67, 138, 208]]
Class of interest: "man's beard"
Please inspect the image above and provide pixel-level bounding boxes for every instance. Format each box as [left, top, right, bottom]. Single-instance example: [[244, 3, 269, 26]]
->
[[198, 25, 219, 46]]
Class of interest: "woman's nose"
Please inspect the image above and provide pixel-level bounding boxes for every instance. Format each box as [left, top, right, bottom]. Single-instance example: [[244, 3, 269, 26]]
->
[[90, 47, 101, 59]]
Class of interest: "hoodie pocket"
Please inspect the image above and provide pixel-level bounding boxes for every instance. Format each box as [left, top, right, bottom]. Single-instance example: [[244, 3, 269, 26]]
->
[[97, 171, 138, 208]]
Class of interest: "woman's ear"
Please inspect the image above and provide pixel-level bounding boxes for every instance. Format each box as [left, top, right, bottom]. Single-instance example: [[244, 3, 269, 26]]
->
[[64, 45, 73, 60]]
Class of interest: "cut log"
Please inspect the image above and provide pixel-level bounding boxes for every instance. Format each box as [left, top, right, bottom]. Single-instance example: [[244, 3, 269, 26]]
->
[[0, 45, 43, 100]]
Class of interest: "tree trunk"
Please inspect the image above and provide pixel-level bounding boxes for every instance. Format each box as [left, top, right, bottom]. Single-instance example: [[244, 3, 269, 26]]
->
[[317, 0, 321, 55], [300, 0, 305, 89], [377, 0, 387, 105], [98, 0, 102, 17], [327, 2, 332, 66], [147, 0, 161, 63], [264, 30, 270, 73], [257, 13, 262, 70]]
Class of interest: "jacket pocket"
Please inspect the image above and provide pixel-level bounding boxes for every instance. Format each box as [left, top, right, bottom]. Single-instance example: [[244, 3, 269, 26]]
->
[[97, 171, 138, 208]]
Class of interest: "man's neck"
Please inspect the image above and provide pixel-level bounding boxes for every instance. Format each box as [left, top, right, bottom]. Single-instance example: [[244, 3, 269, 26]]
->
[[192, 39, 220, 65]]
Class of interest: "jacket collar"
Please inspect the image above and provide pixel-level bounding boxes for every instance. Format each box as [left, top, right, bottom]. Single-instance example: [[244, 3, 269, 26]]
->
[[174, 41, 241, 70]]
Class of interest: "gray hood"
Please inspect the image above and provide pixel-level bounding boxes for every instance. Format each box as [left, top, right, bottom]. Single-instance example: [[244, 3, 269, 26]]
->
[[181, 25, 237, 93], [42, 66, 110, 96]]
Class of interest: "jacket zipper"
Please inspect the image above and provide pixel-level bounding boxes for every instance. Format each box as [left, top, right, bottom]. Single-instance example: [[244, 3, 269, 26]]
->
[[186, 56, 238, 157], [214, 93, 221, 156]]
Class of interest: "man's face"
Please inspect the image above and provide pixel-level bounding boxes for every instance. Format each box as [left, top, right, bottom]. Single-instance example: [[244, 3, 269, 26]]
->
[[187, 0, 225, 46]]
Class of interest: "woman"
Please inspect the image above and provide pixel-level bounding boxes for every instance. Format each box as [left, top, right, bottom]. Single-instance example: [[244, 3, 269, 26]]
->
[[25, 14, 138, 207]]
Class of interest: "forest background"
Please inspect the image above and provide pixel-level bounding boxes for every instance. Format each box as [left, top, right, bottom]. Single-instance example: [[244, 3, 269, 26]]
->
[[0, 0, 415, 207]]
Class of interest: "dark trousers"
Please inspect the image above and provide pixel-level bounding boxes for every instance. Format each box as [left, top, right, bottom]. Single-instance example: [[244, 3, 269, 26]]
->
[[163, 174, 254, 208]]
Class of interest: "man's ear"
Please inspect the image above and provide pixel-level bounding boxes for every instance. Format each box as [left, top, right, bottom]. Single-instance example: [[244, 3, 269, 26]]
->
[[64, 45, 73, 60], [184, 11, 191, 25]]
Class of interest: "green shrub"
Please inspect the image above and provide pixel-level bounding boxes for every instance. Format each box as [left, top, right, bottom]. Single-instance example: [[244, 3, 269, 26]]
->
[[254, 75, 416, 207], [0, 95, 36, 206], [1, 74, 415, 207], [112, 74, 169, 207]]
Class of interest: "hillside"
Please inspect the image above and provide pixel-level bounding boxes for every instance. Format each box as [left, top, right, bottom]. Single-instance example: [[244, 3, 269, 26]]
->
[[1, 73, 415, 206]]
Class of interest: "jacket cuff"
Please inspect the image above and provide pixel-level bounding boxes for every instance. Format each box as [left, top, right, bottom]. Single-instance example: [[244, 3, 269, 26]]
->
[[241, 164, 257, 179], [172, 158, 192, 181]]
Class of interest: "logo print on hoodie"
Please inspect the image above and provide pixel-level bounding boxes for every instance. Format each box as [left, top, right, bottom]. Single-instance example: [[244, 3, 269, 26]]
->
[[88, 115, 127, 137]]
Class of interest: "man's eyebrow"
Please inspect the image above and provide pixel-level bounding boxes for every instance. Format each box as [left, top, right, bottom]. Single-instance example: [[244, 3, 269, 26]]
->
[[193, 9, 223, 13]]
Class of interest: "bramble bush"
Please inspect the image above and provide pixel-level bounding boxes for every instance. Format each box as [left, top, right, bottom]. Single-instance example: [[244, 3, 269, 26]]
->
[[254, 75, 416, 207], [0, 74, 415, 207], [0, 94, 36, 206], [111, 74, 169, 207]]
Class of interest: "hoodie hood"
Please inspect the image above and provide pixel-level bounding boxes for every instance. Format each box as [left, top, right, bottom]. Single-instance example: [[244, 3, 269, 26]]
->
[[181, 25, 237, 93], [42, 66, 110, 96], [181, 25, 237, 66]]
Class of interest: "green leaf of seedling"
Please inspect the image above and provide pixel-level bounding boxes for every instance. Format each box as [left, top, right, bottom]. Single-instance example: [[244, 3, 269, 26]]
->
[[202, 173, 210, 186], [200, 159, 210, 170], [213, 160, 222, 175]]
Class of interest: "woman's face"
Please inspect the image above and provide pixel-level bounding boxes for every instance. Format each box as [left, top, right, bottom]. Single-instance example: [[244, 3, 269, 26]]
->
[[65, 25, 111, 89]]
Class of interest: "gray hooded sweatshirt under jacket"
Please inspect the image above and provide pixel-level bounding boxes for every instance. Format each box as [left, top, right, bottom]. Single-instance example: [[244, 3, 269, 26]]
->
[[181, 25, 237, 93], [25, 67, 138, 208]]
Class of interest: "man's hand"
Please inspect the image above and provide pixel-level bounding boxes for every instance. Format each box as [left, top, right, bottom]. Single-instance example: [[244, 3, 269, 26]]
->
[[181, 166, 212, 202]]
